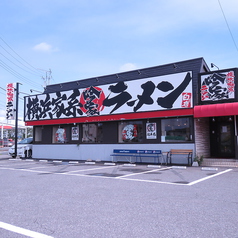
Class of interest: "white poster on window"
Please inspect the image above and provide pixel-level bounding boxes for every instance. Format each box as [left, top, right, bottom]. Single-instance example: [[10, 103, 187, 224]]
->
[[122, 124, 138, 142], [222, 126, 228, 133], [146, 123, 157, 139], [55, 128, 66, 143], [72, 127, 79, 140]]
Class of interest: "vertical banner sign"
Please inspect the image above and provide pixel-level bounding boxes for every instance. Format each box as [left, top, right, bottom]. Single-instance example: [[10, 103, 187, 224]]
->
[[146, 122, 157, 139], [6, 83, 16, 119]]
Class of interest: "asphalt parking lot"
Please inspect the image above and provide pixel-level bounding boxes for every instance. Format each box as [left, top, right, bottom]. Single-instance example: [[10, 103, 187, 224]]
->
[[0, 158, 238, 238]]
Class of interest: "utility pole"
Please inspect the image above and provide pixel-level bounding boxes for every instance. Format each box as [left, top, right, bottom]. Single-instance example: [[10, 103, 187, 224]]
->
[[46, 69, 52, 86], [38, 68, 52, 87], [14, 83, 19, 158]]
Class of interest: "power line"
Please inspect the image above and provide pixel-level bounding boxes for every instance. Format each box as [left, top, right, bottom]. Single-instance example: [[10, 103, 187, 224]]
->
[[218, 0, 238, 53], [0, 59, 42, 89], [0, 91, 5, 96], [0, 51, 40, 77], [1, 85, 32, 100], [0, 36, 51, 91], [19, 91, 30, 96], [0, 43, 42, 77], [0, 36, 43, 76]]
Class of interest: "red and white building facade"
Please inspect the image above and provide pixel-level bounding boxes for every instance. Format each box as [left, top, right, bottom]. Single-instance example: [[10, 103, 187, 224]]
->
[[23, 58, 238, 163]]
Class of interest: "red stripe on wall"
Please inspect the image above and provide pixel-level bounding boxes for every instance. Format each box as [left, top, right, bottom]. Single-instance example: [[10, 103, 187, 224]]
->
[[25, 108, 194, 126]]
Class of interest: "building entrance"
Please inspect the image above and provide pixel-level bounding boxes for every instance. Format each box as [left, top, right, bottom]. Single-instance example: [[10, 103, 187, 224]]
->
[[210, 117, 235, 158]]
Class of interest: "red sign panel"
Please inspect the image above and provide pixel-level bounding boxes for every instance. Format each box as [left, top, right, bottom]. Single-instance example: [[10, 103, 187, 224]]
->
[[181, 92, 191, 108], [6, 83, 15, 120]]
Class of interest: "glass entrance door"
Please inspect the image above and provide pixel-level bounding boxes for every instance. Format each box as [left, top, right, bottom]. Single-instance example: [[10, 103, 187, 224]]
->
[[219, 123, 235, 157], [210, 117, 235, 158]]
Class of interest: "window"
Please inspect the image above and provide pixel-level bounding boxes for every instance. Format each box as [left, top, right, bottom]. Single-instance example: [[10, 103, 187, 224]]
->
[[34, 125, 52, 144], [35, 127, 42, 142], [161, 117, 192, 142], [82, 123, 103, 143], [52, 126, 68, 143], [118, 121, 143, 143]]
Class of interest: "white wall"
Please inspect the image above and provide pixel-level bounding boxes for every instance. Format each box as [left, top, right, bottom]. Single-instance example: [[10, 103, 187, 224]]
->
[[32, 143, 195, 164]]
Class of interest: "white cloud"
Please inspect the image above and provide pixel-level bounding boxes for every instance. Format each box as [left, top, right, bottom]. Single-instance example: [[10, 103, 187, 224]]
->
[[119, 63, 137, 72], [33, 42, 58, 52]]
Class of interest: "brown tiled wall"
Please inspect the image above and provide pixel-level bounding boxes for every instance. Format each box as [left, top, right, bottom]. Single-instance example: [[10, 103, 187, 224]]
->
[[194, 118, 210, 157]]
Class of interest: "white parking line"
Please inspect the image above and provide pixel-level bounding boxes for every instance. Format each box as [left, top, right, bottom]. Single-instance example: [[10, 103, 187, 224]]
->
[[0, 221, 54, 238], [0, 165, 233, 186], [188, 169, 232, 186], [63, 165, 120, 174], [0, 162, 36, 167], [0, 167, 50, 174], [116, 167, 171, 178], [28, 166, 50, 170], [0, 166, 119, 175], [118, 177, 187, 186]]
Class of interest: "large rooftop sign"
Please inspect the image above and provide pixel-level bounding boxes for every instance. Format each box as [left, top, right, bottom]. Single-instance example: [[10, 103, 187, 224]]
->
[[199, 68, 237, 104], [24, 71, 193, 123]]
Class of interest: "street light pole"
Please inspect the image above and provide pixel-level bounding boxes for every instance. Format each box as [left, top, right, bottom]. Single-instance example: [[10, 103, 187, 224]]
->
[[14, 83, 19, 158]]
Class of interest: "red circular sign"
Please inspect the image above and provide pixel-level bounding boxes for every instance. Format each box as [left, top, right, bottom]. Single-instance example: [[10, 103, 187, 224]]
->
[[80, 86, 105, 115]]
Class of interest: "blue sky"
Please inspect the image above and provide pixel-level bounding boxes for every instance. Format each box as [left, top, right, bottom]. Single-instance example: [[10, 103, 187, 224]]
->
[[0, 0, 238, 124]]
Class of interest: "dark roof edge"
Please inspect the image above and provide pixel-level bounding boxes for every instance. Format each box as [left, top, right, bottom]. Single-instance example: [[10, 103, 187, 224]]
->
[[46, 57, 207, 88]]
